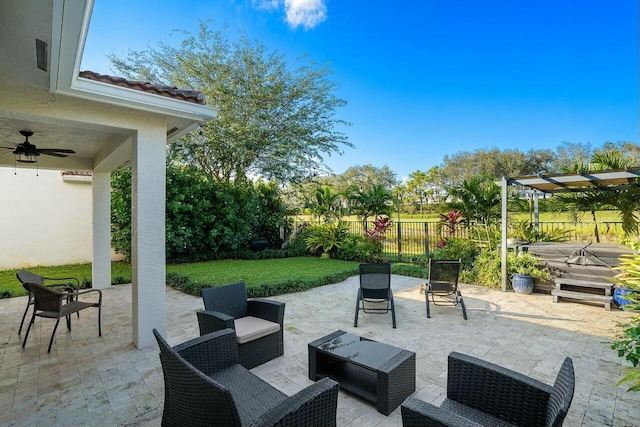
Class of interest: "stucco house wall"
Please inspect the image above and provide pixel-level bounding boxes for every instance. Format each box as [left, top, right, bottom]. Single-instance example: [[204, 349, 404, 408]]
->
[[0, 167, 120, 270]]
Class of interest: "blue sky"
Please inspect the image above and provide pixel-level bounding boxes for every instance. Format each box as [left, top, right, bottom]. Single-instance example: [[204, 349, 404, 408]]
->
[[82, 0, 638, 181]]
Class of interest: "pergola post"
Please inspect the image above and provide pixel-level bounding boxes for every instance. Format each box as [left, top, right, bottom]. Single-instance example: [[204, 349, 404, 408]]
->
[[533, 191, 540, 233], [500, 177, 508, 292]]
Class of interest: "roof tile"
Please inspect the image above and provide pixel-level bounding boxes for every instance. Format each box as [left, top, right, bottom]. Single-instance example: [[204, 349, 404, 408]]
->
[[79, 71, 206, 105]]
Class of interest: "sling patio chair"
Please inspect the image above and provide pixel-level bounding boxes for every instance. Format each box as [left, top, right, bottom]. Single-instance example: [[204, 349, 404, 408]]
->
[[401, 352, 575, 427], [154, 328, 339, 426], [16, 270, 79, 334], [22, 282, 102, 353], [197, 281, 285, 369], [354, 263, 396, 328], [422, 258, 467, 320]]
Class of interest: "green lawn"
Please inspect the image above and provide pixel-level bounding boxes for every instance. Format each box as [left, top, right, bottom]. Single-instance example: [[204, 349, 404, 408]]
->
[[0, 257, 361, 298]]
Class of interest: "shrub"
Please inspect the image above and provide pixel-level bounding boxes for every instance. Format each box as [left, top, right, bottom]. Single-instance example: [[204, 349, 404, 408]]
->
[[111, 166, 291, 263], [333, 234, 386, 263], [471, 250, 552, 289], [305, 221, 350, 258]]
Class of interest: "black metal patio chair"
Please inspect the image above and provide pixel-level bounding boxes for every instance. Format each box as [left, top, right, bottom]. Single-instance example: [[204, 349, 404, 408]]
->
[[154, 328, 339, 427], [354, 263, 396, 328], [197, 281, 285, 369], [401, 352, 575, 427], [423, 258, 467, 319]]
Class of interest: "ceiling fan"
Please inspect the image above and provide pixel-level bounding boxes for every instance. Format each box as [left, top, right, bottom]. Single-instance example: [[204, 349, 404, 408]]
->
[[1, 130, 75, 163]]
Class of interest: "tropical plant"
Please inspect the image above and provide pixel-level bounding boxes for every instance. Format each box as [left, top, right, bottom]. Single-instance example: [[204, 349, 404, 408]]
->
[[305, 221, 350, 258], [438, 209, 465, 237], [471, 250, 552, 289], [306, 186, 343, 222], [508, 219, 570, 242], [508, 252, 553, 280], [346, 184, 393, 222], [610, 252, 640, 392], [552, 149, 640, 241], [365, 216, 393, 241]]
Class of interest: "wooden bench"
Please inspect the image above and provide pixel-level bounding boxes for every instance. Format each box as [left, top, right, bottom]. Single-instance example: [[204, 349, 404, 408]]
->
[[551, 278, 613, 311]]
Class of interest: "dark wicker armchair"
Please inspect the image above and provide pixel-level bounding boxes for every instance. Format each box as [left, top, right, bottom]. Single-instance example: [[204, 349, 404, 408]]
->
[[154, 328, 339, 427], [401, 352, 575, 427], [16, 270, 79, 334], [197, 282, 285, 369], [22, 282, 102, 353]]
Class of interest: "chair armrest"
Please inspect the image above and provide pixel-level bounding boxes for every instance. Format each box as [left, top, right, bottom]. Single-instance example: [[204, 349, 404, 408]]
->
[[401, 397, 482, 427], [74, 288, 102, 303], [249, 378, 339, 427], [173, 329, 239, 374], [447, 352, 552, 425], [247, 299, 285, 325], [43, 276, 80, 289], [197, 310, 235, 335]]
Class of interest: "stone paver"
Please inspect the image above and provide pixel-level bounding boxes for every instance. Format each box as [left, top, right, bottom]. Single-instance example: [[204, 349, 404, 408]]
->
[[0, 275, 638, 426]]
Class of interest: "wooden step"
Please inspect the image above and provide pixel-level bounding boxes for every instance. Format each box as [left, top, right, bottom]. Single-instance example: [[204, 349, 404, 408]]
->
[[554, 278, 613, 290], [551, 289, 613, 311]]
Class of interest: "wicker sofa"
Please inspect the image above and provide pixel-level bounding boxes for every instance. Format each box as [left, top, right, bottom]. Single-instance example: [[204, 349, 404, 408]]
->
[[401, 352, 575, 427], [154, 328, 339, 427]]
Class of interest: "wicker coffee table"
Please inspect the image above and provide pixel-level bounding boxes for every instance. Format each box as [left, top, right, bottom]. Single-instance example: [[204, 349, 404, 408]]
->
[[308, 330, 415, 415]]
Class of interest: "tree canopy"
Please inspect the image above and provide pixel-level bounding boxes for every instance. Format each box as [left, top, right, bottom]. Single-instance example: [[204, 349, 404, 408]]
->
[[110, 22, 352, 184]]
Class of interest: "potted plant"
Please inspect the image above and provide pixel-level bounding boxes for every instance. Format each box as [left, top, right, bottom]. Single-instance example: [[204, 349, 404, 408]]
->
[[508, 252, 553, 294], [612, 253, 640, 308]]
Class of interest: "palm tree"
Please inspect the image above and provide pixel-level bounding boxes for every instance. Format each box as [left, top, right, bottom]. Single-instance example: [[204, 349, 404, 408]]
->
[[346, 184, 392, 223], [446, 177, 502, 226], [306, 186, 341, 223], [553, 149, 639, 241]]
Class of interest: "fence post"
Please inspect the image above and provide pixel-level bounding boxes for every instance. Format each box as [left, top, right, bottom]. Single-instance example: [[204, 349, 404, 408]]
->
[[424, 222, 430, 255], [397, 221, 402, 261]]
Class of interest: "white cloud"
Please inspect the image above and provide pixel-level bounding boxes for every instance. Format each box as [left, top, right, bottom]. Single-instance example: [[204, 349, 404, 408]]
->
[[252, 0, 280, 10], [284, 0, 327, 30]]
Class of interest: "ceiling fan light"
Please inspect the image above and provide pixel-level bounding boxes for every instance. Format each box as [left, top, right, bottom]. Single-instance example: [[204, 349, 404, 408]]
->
[[16, 153, 37, 164]]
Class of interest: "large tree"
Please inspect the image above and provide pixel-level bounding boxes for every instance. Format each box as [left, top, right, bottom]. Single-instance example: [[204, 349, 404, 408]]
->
[[440, 147, 554, 185], [110, 22, 352, 184]]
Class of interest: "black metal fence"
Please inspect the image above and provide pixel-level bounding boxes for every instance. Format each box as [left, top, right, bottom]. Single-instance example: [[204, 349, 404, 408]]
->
[[293, 220, 626, 262]]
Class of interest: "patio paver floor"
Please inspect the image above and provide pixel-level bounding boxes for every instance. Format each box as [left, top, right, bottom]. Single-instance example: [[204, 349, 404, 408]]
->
[[0, 274, 638, 426]]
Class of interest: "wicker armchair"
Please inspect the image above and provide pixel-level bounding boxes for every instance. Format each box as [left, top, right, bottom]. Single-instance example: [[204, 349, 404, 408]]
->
[[22, 282, 102, 353], [401, 352, 575, 427], [197, 282, 285, 369], [16, 270, 79, 334], [153, 328, 339, 427]]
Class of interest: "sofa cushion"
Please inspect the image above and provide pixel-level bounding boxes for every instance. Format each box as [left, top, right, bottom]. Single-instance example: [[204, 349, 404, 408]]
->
[[234, 316, 281, 344]]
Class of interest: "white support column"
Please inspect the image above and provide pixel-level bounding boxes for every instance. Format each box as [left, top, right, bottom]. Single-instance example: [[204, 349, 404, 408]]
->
[[533, 191, 540, 233], [500, 177, 508, 292], [131, 125, 167, 348], [92, 171, 111, 290]]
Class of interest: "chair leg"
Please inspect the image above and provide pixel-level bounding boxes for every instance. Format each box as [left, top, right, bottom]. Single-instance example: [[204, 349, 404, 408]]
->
[[18, 299, 32, 334], [22, 311, 37, 348], [354, 289, 361, 327], [426, 290, 431, 318], [98, 307, 102, 337], [48, 319, 61, 353], [390, 294, 396, 329], [66, 314, 71, 331], [458, 291, 468, 320]]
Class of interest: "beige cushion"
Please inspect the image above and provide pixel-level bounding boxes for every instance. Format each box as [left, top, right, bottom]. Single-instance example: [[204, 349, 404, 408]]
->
[[234, 316, 280, 344]]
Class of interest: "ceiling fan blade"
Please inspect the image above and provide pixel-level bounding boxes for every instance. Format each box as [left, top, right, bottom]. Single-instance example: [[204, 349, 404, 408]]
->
[[40, 152, 69, 158], [1, 146, 16, 150], [37, 149, 75, 154]]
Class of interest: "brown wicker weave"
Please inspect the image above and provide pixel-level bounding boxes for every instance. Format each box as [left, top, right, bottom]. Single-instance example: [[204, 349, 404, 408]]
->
[[154, 328, 339, 427], [21, 282, 102, 353], [197, 282, 285, 369], [401, 352, 575, 427], [16, 270, 79, 334]]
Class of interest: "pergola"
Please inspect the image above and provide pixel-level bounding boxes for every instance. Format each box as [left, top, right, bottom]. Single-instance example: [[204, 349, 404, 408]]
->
[[498, 168, 640, 291]]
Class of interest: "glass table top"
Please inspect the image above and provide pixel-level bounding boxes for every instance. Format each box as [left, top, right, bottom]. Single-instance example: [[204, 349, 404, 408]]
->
[[315, 331, 404, 370]]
